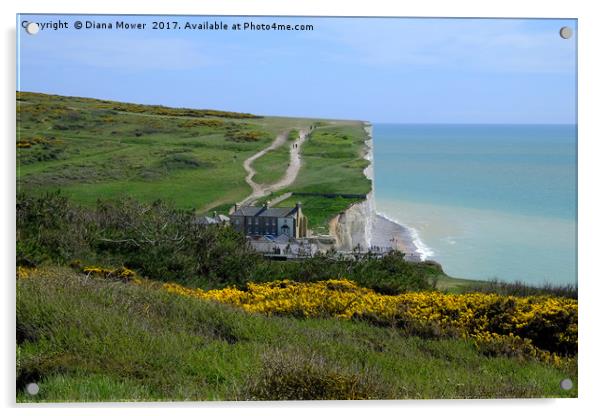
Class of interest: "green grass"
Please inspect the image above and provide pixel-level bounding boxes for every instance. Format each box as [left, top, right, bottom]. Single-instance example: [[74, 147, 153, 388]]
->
[[251, 143, 292, 185], [291, 123, 371, 195], [276, 195, 365, 235], [17, 267, 577, 401], [251, 125, 315, 186], [17, 92, 372, 231], [258, 123, 373, 231], [435, 274, 486, 293], [435, 275, 578, 299], [17, 92, 318, 214], [285, 123, 371, 229]]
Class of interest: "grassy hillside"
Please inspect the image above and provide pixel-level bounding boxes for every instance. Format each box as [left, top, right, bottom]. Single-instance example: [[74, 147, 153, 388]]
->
[[17, 92, 372, 231], [279, 195, 365, 234], [17, 92, 316, 214], [17, 267, 577, 402], [251, 129, 299, 185], [292, 122, 371, 195], [256, 122, 372, 232]]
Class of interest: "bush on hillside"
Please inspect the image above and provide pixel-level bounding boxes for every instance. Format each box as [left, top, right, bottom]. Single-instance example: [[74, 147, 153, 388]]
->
[[16, 192, 437, 292], [244, 348, 392, 400], [461, 278, 577, 299]]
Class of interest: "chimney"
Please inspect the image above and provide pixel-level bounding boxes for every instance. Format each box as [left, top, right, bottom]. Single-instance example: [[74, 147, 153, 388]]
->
[[296, 201, 302, 216], [213, 211, 217, 218], [234, 203, 239, 212]]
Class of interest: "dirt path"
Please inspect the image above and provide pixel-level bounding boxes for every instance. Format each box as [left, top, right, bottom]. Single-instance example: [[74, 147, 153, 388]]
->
[[239, 129, 309, 206]]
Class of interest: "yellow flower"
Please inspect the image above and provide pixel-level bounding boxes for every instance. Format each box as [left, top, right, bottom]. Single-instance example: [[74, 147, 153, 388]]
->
[[158, 278, 577, 364]]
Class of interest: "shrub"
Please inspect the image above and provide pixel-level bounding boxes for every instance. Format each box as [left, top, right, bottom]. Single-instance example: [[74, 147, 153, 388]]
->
[[16, 192, 93, 266], [470, 332, 567, 366], [462, 278, 577, 299], [253, 250, 435, 294], [17, 193, 436, 292], [16, 192, 262, 285], [164, 278, 577, 359], [159, 154, 212, 170], [244, 348, 392, 400], [225, 131, 264, 142], [80, 265, 139, 282], [178, 119, 224, 128]]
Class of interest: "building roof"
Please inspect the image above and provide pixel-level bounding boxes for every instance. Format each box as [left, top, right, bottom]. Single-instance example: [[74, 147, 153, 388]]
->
[[258, 207, 297, 217], [231, 206, 263, 216], [197, 216, 218, 225], [231, 205, 298, 218]]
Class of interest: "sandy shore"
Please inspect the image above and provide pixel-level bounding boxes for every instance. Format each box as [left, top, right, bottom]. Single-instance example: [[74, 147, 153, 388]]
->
[[362, 123, 423, 261], [370, 214, 422, 262]]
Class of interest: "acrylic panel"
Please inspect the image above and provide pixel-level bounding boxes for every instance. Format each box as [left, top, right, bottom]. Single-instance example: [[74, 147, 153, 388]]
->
[[16, 14, 577, 402]]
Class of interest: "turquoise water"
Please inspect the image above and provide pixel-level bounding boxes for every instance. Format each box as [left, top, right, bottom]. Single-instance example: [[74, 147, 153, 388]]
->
[[372, 124, 577, 285]]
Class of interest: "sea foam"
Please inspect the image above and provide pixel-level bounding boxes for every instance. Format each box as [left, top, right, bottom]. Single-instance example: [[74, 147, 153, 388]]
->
[[375, 211, 435, 261]]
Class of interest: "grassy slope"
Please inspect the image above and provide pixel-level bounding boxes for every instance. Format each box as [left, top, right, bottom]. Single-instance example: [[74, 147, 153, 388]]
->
[[251, 129, 301, 185], [251, 144, 291, 185], [436, 274, 487, 293], [281, 195, 365, 235], [17, 267, 576, 402], [17, 92, 371, 229], [291, 122, 371, 195], [17, 92, 314, 214], [262, 122, 372, 232], [250, 122, 372, 229]]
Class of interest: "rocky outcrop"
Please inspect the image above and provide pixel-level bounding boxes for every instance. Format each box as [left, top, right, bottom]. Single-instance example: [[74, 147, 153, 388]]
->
[[329, 123, 376, 251]]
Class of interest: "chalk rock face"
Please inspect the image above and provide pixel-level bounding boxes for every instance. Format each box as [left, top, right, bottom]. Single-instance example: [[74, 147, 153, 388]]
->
[[332, 195, 374, 251], [330, 123, 376, 252]]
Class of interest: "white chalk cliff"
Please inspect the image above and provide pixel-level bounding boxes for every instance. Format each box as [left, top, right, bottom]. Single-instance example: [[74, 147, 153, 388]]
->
[[329, 123, 376, 251]]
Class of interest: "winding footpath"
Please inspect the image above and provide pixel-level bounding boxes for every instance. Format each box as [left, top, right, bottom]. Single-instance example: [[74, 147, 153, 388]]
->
[[239, 128, 309, 207]]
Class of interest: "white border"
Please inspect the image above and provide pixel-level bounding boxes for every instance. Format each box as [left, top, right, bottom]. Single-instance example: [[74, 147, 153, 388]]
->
[[3, 1, 601, 415]]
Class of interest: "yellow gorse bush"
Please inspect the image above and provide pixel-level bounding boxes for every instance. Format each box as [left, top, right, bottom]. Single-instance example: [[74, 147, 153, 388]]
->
[[17, 265, 576, 364], [82, 265, 140, 283], [17, 136, 56, 148], [163, 278, 577, 362], [16, 266, 34, 279]]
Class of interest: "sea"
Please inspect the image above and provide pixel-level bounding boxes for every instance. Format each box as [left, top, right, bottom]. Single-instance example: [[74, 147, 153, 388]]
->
[[372, 123, 577, 286]]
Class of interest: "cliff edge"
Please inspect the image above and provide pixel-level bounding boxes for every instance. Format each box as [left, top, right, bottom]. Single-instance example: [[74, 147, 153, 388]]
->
[[329, 123, 376, 251]]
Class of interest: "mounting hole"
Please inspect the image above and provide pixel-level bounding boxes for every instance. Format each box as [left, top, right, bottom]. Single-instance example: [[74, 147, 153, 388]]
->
[[560, 378, 573, 391], [559, 26, 573, 39], [25, 22, 40, 35], [25, 382, 39, 395]]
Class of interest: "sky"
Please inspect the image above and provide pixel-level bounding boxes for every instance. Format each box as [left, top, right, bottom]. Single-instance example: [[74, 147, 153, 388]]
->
[[17, 15, 577, 124]]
